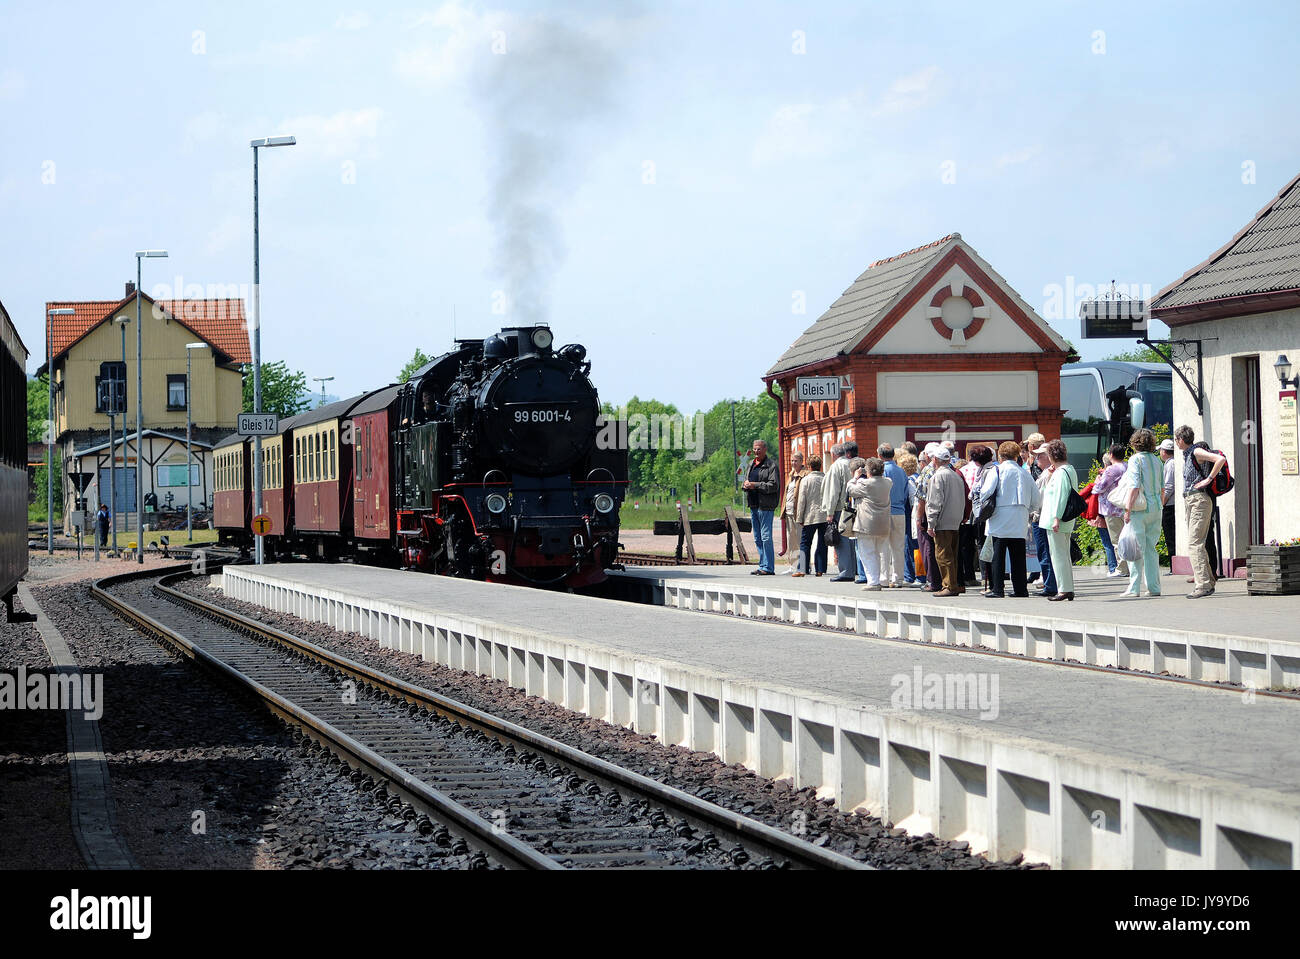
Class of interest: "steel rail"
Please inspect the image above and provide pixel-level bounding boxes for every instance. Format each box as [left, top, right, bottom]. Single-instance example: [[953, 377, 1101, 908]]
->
[[121, 567, 865, 869], [91, 565, 556, 870]]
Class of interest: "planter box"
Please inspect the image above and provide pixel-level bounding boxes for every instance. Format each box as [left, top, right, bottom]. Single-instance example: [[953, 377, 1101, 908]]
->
[[1247, 544, 1300, 595]]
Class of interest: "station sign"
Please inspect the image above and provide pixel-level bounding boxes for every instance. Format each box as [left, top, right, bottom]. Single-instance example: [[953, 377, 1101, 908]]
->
[[795, 376, 841, 402], [251, 514, 272, 535], [1080, 299, 1148, 338], [238, 413, 279, 436]]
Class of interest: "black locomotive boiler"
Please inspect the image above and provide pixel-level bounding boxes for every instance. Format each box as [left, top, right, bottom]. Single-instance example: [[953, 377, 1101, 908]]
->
[[393, 325, 628, 585]]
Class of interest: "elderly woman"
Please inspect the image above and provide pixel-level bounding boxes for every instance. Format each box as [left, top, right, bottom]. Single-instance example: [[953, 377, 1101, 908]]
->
[[1040, 438, 1080, 602], [976, 442, 1041, 597], [1121, 428, 1164, 598], [1092, 444, 1128, 577], [782, 451, 807, 571], [847, 457, 892, 590], [791, 455, 827, 577], [898, 451, 919, 585]]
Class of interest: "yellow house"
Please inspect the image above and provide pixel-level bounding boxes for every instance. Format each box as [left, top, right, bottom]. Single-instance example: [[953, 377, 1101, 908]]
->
[[41, 284, 250, 534]]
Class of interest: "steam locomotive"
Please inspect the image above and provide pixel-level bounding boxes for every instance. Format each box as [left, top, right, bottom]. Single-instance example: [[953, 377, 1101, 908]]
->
[[214, 325, 628, 588]]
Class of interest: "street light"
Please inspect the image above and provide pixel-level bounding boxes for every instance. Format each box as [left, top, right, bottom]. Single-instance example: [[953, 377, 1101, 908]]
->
[[46, 307, 75, 554], [112, 315, 130, 553], [185, 343, 207, 542], [1275, 354, 1299, 390], [250, 134, 295, 565], [313, 375, 334, 407], [134, 249, 168, 563]]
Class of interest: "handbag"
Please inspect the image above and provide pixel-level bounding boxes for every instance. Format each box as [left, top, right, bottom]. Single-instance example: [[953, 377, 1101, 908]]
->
[[1107, 459, 1148, 512], [837, 488, 856, 536], [974, 464, 998, 524], [1057, 465, 1086, 523]]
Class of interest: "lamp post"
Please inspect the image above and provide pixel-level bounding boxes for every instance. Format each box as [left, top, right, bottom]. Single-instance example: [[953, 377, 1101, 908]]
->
[[46, 308, 75, 553], [250, 134, 295, 565], [185, 343, 207, 542], [313, 375, 334, 407], [134, 250, 168, 563], [114, 315, 130, 553]]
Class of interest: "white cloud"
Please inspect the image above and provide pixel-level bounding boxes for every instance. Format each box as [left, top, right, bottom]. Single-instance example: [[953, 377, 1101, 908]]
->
[[996, 144, 1042, 168], [872, 65, 942, 117], [335, 12, 371, 30], [752, 68, 944, 167], [215, 34, 321, 68], [0, 69, 24, 100], [395, 1, 509, 87], [1137, 140, 1176, 171], [280, 108, 382, 158]]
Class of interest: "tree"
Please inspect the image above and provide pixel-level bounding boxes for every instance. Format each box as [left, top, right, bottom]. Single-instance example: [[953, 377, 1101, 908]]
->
[[398, 349, 433, 383], [241, 361, 309, 418], [1106, 346, 1166, 365]]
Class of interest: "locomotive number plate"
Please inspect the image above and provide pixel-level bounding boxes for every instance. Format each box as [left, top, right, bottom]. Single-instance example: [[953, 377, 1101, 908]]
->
[[514, 409, 572, 423]]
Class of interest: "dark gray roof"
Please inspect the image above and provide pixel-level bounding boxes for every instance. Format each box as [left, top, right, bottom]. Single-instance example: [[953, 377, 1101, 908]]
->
[[1153, 172, 1300, 310], [351, 384, 402, 416], [766, 234, 961, 377]]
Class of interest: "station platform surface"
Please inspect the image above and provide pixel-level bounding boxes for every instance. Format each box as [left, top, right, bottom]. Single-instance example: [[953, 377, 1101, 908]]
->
[[220, 562, 1300, 868], [618, 562, 1300, 645]]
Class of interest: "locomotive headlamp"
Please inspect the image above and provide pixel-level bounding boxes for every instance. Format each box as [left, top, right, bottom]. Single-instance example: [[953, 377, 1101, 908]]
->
[[531, 328, 554, 350], [593, 493, 615, 514], [486, 493, 508, 514]]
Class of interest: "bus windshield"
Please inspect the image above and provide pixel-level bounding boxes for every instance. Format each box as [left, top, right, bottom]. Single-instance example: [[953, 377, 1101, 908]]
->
[[1137, 374, 1173, 429]]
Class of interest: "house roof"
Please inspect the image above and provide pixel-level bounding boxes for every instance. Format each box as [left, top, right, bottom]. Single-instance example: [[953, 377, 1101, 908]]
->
[[767, 234, 962, 377], [766, 233, 1071, 377], [1152, 171, 1300, 315], [44, 293, 251, 365]]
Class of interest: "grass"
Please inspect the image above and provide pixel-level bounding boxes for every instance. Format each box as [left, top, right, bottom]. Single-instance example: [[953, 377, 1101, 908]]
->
[[619, 493, 748, 530]]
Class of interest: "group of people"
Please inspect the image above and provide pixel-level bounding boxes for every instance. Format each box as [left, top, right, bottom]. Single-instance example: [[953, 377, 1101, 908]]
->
[[746, 424, 1228, 602]]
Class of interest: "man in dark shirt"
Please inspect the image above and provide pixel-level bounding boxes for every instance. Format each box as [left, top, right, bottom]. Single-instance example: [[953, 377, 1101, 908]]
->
[[743, 439, 780, 574]]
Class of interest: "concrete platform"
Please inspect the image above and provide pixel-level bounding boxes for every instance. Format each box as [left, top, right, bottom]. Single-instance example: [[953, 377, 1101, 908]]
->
[[606, 565, 1300, 690], [222, 563, 1300, 869]]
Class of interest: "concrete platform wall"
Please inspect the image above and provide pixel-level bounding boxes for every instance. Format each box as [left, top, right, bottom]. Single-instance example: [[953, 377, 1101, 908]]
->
[[222, 567, 1300, 870], [607, 574, 1300, 692]]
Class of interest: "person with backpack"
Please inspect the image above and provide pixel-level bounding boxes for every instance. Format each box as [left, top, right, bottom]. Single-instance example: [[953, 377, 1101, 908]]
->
[[1120, 428, 1166, 598], [1040, 439, 1082, 601], [1174, 425, 1229, 599]]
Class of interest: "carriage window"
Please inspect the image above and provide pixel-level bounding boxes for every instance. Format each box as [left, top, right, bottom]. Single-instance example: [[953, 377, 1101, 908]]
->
[[366, 422, 372, 476], [314, 433, 321, 481], [330, 429, 336, 480]]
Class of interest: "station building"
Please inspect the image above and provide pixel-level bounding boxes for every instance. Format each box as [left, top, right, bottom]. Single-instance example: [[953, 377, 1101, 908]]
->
[[1150, 171, 1300, 567], [39, 284, 250, 533], [765, 233, 1073, 465]]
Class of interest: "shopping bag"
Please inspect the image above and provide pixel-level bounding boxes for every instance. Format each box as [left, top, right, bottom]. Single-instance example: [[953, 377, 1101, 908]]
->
[[978, 536, 994, 565], [1116, 522, 1142, 564]]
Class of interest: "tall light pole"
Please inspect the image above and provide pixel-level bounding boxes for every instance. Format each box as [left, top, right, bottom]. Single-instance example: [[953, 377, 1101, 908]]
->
[[185, 342, 207, 542], [113, 315, 130, 553], [313, 375, 334, 407], [46, 308, 75, 553], [250, 134, 295, 565], [134, 250, 168, 563]]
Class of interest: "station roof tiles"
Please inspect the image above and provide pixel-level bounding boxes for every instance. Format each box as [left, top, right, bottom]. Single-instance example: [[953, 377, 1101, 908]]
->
[[766, 233, 961, 377], [1153, 171, 1300, 312]]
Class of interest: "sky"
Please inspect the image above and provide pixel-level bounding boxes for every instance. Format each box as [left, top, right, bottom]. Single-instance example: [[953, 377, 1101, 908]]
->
[[3, 0, 1298, 413]]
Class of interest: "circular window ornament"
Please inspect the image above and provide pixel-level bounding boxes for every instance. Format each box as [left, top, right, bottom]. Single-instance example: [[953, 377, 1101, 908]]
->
[[928, 281, 989, 346]]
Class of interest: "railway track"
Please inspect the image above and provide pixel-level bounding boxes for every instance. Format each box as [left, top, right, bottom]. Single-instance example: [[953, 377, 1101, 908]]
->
[[92, 565, 866, 871], [617, 551, 737, 567]]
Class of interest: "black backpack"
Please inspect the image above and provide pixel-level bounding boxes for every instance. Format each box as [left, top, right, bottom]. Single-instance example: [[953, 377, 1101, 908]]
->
[[973, 464, 998, 524]]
